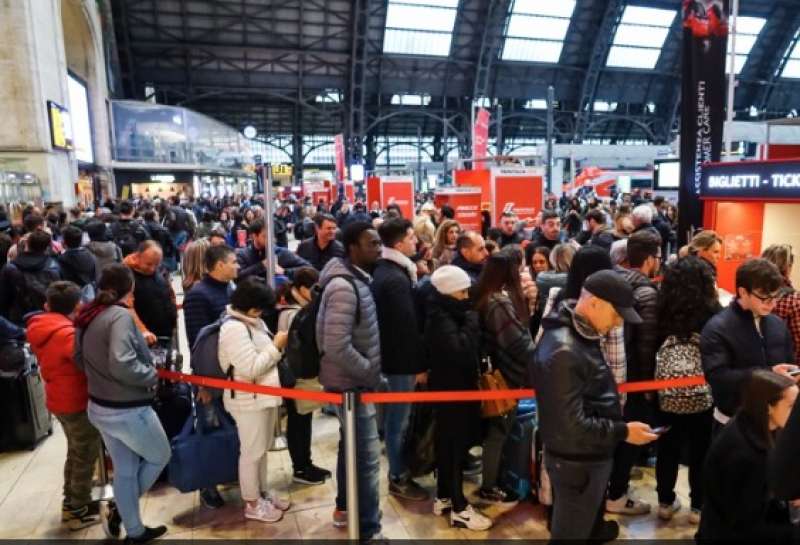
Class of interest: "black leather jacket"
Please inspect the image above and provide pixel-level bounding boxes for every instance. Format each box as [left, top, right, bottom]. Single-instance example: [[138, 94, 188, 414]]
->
[[531, 301, 628, 462]]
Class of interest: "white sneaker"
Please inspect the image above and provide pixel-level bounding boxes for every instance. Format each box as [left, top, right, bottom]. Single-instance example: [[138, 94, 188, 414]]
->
[[657, 499, 681, 521], [433, 497, 452, 516], [451, 504, 492, 531], [688, 508, 701, 525], [244, 498, 283, 523], [606, 494, 651, 515], [265, 493, 291, 512]]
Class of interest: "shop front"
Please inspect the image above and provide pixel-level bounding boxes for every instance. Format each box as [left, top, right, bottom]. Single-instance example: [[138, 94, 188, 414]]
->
[[700, 159, 800, 293]]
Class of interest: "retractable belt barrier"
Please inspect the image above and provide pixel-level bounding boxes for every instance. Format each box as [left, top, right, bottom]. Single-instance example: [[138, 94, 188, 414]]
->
[[156, 367, 708, 540], [156, 368, 707, 404]]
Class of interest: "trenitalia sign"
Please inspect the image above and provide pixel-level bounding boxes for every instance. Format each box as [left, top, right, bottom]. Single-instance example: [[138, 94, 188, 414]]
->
[[700, 160, 800, 199]]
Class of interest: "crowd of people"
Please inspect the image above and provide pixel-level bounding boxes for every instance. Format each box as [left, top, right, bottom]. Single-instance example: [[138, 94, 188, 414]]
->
[[1, 186, 800, 543]]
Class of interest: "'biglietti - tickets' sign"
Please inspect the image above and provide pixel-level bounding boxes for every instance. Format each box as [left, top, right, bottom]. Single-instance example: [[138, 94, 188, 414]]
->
[[700, 160, 800, 199]]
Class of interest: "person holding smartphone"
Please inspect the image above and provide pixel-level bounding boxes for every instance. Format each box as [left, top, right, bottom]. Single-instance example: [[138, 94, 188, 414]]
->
[[532, 270, 658, 542]]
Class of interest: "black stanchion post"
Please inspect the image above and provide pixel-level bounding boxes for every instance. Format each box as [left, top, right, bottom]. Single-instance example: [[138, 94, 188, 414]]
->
[[344, 390, 360, 540]]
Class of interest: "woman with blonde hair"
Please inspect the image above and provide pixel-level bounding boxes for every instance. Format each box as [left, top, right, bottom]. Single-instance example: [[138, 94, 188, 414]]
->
[[432, 219, 460, 268], [688, 230, 723, 268], [181, 238, 210, 292], [413, 214, 436, 245], [762, 244, 800, 364]]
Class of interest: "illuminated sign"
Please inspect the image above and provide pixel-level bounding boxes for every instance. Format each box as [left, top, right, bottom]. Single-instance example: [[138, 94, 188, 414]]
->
[[700, 160, 800, 199], [271, 164, 293, 177], [67, 74, 93, 164], [150, 174, 176, 183], [47, 100, 73, 151]]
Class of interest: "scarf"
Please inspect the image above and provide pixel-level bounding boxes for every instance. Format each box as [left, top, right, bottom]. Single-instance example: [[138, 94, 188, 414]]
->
[[382, 247, 418, 283]]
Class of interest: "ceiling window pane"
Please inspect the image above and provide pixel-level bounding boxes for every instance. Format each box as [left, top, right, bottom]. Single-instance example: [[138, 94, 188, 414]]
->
[[383, 29, 454, 56], [613, 24, 669, 48], [607, 45, 661, 69], [726, 16, 766, 75], [506, 15, 571, 41], [501, 0, 576, 63], [606, 6, 675, 70], [524, 99, 548, 110], [782, 59, 800, 79], [382, 0, 459, 57], [502, 38, 564, 63]]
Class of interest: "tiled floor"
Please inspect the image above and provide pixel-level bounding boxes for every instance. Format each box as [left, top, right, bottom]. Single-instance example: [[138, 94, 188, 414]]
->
[[0, 272, 697, 540], [0, 412, 698, 540]]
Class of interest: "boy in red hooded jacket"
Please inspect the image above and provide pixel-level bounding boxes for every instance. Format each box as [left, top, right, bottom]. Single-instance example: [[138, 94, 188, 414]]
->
[[26, 281, 101, 530]]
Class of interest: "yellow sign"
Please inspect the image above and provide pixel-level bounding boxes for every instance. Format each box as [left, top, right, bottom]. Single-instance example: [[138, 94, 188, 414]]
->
[[272, 164, 293, 176], [48, 101, 73, 150]]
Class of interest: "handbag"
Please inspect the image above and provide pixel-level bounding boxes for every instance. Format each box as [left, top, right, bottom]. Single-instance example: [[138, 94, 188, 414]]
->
[[479, 356, 517, 418], [167, 401, 241, 493], [294, 377, 325, 415]]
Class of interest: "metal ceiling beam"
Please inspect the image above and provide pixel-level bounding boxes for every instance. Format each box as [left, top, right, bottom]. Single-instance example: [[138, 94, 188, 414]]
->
[[473, 0, 512, 100], [347, 0, 371, 163], [757, 8, 800, 115], [572, 0, 625, 143]]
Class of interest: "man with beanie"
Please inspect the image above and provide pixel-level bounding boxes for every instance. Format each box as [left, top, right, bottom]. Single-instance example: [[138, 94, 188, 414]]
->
[[425, 265, 492, 531], [371, 218, 429, 502], [532, 270, 658, 542], [316, 221, 384, 539]]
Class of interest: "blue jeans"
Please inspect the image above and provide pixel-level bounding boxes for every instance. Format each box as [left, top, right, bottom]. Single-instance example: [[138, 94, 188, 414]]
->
[[333, 400, 381, 539], [87, 402, 171, 538], [383, 374, 415, 480]]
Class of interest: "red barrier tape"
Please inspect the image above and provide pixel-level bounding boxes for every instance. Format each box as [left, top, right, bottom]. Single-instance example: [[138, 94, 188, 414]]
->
[[156, 369, 344, 404], [157, 369, 707, 405]]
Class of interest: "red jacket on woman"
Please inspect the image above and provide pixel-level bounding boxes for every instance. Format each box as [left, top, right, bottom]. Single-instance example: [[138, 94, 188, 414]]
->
[[26, 312, 88, 414]]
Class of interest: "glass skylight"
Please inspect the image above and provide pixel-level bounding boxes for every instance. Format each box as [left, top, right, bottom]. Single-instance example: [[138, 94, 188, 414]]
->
[[780, 30, 800, 79], [501, 1, 577, 63], [727, 16, 766, 75], [383, 0, 460, 57], [606, 6, 676, 70], [315, 90, 341, 103]]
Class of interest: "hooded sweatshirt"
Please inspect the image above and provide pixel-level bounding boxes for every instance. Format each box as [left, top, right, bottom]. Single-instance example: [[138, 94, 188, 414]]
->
[[86, 241, 122, 281], [26, 312, 87, 414]]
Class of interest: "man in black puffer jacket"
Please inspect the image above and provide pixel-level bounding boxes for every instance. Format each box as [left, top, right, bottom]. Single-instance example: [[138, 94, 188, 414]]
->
[[532, 271, 657, 542], [608, 229, 662, 516]]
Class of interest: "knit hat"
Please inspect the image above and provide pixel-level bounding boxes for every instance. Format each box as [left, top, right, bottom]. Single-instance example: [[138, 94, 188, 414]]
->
[[431, 265, 472, 295]]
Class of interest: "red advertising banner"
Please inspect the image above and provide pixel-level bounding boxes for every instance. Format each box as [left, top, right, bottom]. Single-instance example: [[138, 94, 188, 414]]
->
[[472, 107, 490, 171], [490, 167, 544, 225], [343, 181, 355, 202], [434, 187, 483, 232], [454, 168, 492, 210], [312, 189, 332, 205], [380, 177, 415, 219], [366, 176, 381, 206], [334, 134, 346, 182]]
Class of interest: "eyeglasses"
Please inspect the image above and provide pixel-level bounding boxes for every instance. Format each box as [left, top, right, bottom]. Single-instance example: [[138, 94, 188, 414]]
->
[[750, 291, 781, 304]]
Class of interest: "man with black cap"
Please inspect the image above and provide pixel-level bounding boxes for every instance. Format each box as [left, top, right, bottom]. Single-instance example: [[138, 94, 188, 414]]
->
[[532, 270, 658, 542]]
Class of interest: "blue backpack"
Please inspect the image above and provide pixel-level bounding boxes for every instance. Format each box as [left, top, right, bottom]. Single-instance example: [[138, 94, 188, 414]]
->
[[190, 316, 249, 398]]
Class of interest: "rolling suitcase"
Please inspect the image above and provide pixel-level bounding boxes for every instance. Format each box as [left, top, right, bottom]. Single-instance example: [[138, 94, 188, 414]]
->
[[500, 398, 537, 500], [0, 348, 52, 451]]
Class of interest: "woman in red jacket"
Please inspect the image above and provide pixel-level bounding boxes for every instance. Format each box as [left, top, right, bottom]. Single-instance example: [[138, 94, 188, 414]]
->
[[26, 281, 101, 531]]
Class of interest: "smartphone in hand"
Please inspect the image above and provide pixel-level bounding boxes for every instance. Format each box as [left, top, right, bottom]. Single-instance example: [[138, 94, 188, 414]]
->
[[651, 426, 672, 436]]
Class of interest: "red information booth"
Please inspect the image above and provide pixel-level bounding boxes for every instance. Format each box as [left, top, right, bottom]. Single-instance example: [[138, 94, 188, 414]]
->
[[364, 176, 415, 218], [454, 169, 492, 211], [489, 167, 544, 225], [700, 159, 800, 293], [434, 187, 483, 232]]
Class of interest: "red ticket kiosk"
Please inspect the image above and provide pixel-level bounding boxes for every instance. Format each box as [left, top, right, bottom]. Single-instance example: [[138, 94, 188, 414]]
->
[[700, 159, 800, 293], [434, 187, 483, 232], [490, 167, 544, 225]]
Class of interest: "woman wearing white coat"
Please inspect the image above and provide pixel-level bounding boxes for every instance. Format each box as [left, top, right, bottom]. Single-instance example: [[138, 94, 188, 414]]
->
[[218, 277, 290, 523]]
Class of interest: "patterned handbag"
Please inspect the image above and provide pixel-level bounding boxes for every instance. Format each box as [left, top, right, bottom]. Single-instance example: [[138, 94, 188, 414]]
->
[[655, 334, 712, 414]]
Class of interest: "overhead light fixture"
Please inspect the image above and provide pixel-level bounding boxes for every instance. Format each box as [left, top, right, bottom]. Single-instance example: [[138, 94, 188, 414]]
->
[[243, 126, 257, 139]]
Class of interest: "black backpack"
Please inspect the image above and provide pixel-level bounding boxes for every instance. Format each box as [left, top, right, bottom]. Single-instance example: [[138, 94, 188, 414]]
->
[[111, 220, 149, 257], [16, 264, 61, 320], [285, 275, 361, 379]]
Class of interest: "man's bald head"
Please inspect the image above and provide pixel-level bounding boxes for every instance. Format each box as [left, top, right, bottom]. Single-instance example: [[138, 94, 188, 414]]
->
[[137, 240, 163, 275]]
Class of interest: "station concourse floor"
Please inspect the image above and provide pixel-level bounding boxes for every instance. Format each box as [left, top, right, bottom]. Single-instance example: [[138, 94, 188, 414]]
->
[[0, 267, 697, 541]]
